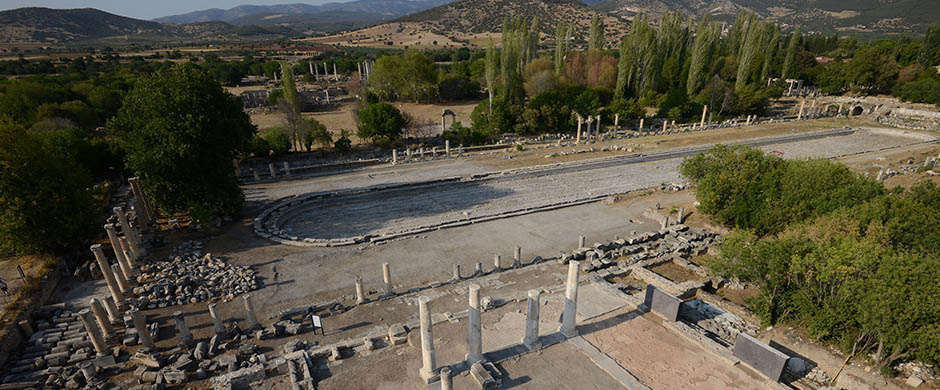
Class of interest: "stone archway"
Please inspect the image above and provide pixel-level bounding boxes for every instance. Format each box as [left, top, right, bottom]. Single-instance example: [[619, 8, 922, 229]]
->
[[850, 105, 864, 116]]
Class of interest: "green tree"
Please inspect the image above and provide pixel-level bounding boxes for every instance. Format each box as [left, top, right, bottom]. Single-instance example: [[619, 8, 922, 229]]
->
[[108, 64, 256, 218], [485, 38, 499, 114], [357, 102, 405, 145], [262, 126, 291, 155], [782, 26, 802, 80], [588, 15, 605, 51], [687, 17, 720, 96], [554, 22, 569, 76], [0, 118, 97, 253]]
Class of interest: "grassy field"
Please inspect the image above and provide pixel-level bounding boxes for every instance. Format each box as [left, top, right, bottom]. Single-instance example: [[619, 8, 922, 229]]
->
[[250, 100, 480, 146]]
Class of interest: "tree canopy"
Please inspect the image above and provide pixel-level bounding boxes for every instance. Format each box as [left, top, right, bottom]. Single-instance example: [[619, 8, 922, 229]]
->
[[0, 118, 97, 253], [108, 64, 256, 219]]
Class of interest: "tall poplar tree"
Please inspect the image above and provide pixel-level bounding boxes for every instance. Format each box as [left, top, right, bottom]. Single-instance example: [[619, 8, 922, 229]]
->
[[687, 16, 720, 96], [782, 25, 802, 79], [555, 22, 569, 75]]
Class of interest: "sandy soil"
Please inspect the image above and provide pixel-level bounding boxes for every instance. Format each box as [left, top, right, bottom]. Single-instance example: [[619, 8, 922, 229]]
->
[[582, 310, 772, 390]]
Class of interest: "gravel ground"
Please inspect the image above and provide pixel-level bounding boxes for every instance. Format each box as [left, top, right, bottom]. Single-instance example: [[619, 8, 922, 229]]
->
[[266, 128, 927, 243]]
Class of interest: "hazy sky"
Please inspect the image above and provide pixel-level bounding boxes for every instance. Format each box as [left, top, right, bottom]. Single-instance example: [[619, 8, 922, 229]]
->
[[0, 0, 334, 20]]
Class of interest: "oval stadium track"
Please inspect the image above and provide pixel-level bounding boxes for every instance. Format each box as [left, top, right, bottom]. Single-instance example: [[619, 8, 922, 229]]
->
[[254, 128, 932, 246]]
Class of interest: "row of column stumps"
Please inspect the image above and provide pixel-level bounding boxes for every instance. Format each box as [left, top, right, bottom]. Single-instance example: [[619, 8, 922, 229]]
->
[[356, 247, 528, 306], [384, 104, 828, 169], [415, 259, 581, 384]]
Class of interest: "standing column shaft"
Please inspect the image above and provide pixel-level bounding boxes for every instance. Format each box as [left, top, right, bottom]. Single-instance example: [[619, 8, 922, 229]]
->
[[174, 311, 194, 347], [104, 224, 133, 281], [560, 260, 580, 338], [493, 255, 501, 271], [578, 235, 585, 249], [131, 309, 154, 349], [90, 245, 124, 307], [79, 309, 108, 355], [243, 294, 259, 329], [467, 284, 482, 364], [111, 264, 129, 295], [513, 246, 522, 267], [118, 237, 136, 270], [440, 367, 453, 390], [208, 303, 225, 336], [700, 105, 708, 128], [523, 289, 541, 349], [128, 178, 154, 224], [103, 297, 119, 323], [418, 296, 436, 381], [382, 263, 392, 294], [89, 298, 114, 338], [355, 277, 366, 304], [114, 206, 141, 249]]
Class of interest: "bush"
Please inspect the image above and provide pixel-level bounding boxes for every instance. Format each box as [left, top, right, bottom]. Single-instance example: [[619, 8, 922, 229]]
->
[[0, 118, 97, 253], [334, 129, 352, 153], [680, 144, 884, 235], [262, 126, 291, 156]]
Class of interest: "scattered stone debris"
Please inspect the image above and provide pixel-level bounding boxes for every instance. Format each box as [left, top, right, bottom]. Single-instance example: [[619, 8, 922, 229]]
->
[[134, 242, 259, 308]]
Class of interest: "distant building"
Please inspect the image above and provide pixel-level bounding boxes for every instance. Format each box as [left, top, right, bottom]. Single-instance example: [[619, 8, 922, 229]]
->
[[815, 56, 835, 64], [240, 90, 270, 108]]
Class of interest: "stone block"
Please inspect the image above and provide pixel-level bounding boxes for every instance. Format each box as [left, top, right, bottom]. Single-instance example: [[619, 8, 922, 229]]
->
[[387, 324, 407, 345], [732, 333, 788, 382], [642, 285, 682, 322]]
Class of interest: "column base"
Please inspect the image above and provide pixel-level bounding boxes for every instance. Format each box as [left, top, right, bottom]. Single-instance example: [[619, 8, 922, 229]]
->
[[419, 368, 439, 384], [523, 338, 542, 351], [561, 327, 578, 339]]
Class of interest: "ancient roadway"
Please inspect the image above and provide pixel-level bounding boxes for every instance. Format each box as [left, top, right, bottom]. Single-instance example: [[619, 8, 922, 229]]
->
[[252, 128, 932, 246]]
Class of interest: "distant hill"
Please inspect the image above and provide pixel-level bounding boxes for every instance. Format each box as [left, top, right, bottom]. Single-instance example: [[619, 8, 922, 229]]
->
[[0, 7, 166, 43], [397, 0, 628, 36], [311, 0, 628, 49], [0, 7, 286, 45], [593, 0, 940, 33], [155, 0, 453, 34]]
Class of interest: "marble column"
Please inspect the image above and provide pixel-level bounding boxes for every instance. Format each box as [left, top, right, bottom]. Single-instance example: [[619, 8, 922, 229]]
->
[[243, 294, 259, 329], [90, 244, 124, 308], [118, 236, 136, 269], [512, 246, 521, 268], [523, 289, 541, 349], [467, 284, 482, 365], [114, 206, 141, 250], [111, 264, 129, 295], [560, 260, 580, 338], [89, 298, 114, 339], [130, 309, 154, 349], [355, 277, 366, 304], [208, 303, 225, 336], [103, 297, 119, 323], [382, 263, 392, 294], [104, 224, 133, 281], [79, 309, 107, 355], [173, 311, 194, 347], [493, 255, 501, 272], [418, 296, 437, 382], [578, 235, 585, 249], [440, 366, 453, 390]]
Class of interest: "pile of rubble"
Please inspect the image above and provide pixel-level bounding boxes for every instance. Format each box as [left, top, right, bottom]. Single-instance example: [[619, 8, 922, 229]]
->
[[133, 242, 258, 308]]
